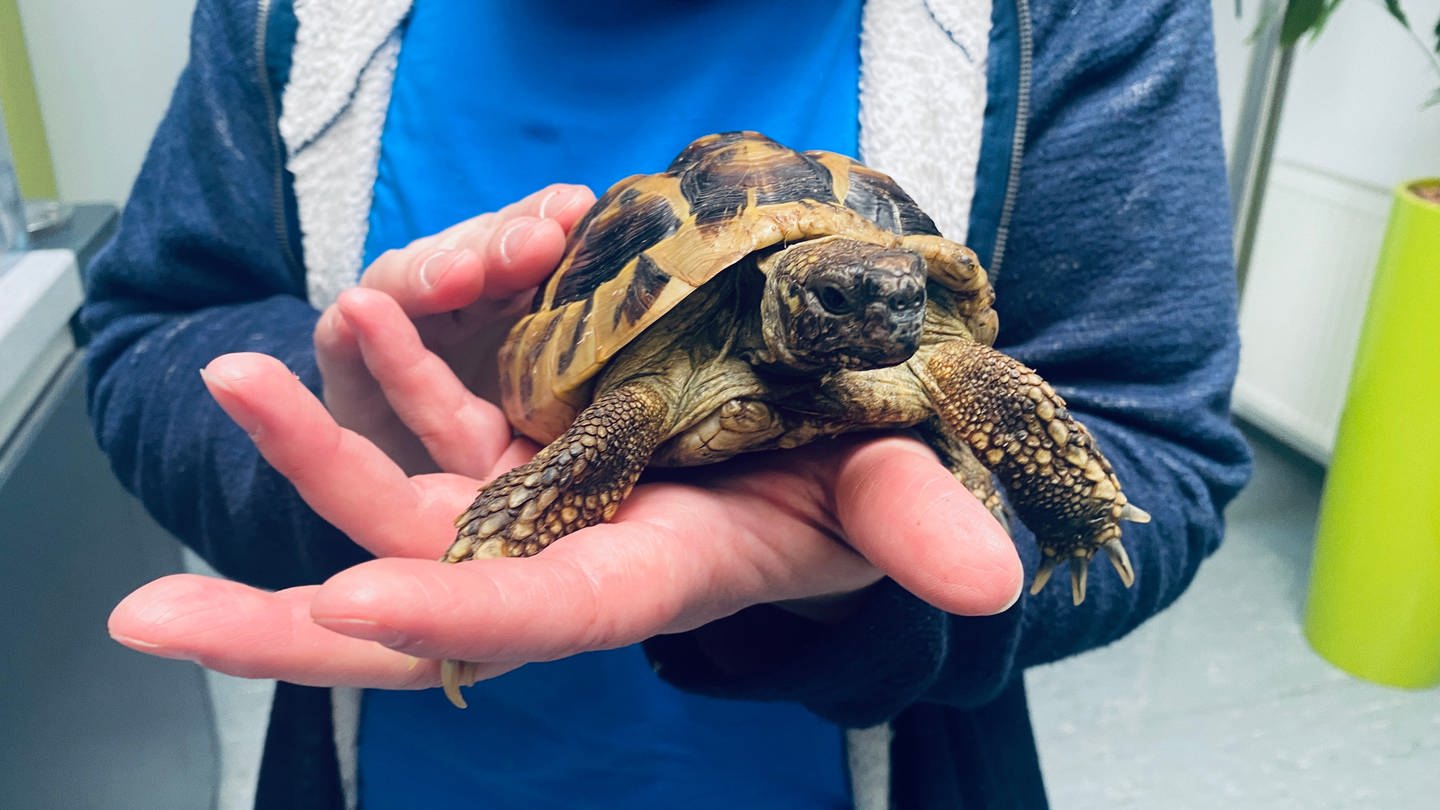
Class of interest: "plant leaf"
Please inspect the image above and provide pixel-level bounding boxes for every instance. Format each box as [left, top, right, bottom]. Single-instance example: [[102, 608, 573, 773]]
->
[[1280, 0, 1346, 45], [1381, 0, 1410, 29], [1433, 12, 1439, 55], [1280, 0, 1327, 44]]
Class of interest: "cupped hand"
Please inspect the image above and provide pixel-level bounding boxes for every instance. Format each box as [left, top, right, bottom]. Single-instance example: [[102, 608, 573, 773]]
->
[[315, 183, 595, 474], [110, 278, 1022, 694]]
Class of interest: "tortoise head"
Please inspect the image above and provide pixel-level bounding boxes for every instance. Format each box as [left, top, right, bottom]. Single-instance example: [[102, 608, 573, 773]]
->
[[757, 236, 927, 373]]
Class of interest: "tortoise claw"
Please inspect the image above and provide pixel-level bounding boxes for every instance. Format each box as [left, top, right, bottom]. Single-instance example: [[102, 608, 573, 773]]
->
[[1069, 558, 1089, 605], [1121, 503, 1151, 524], [1102, 538, 1135, 587], [440, 659, 477, 709], [1029, 555, 1060, 595], [1031, 536, 1136, 603]]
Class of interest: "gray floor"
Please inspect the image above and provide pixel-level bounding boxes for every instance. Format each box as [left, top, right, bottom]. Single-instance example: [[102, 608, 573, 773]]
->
[[1, 361, 216, 810], [1028, 427, 1440, 809]]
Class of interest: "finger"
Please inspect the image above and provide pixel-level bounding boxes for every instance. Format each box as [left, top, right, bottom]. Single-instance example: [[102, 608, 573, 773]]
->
[[485, 182, 595, 236], [108, 574, 516, 688], [201, 352, 470, 559], [314, 302, 391, 425], [361, 222, 560, 317], [828, 436, 1023, 616], [308, 484, 876, 663], [335, 287, 513, 477], [360, 184, 594, 314], [464, 182, 594, 300]]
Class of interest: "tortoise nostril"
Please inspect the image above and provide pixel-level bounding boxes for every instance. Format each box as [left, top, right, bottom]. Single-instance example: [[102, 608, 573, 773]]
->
[[889, 284, 925, 311]]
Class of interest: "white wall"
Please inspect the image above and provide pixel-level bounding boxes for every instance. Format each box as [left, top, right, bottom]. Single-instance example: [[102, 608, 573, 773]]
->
[[1276, 0, 1440, 187], [17, 0, 193, 204], [1211, 0, 1268, 165], [1224, 0, 1440, 460]]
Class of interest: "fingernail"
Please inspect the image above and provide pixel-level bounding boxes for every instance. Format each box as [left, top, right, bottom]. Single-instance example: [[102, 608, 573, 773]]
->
[[999, 575, 1024, 613], [419, 249, 457, 290], [199, 364, 243, 391], [546, 188, 591, 222], [498, 220, 536, 264], [198, 366, 229, 397], [537, 187, 563, 219], [199, 367, 262, 436], [109, 631, 164, 650], [110, 631, 200, 662], [315, 616, 408, 647]]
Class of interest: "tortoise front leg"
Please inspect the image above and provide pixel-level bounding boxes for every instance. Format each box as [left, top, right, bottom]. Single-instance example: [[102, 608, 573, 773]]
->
[[916, 422, 1008, 528], [914, 340, 1149, 604], [439, 382, 671, 707], [445, 382, 672, 561]]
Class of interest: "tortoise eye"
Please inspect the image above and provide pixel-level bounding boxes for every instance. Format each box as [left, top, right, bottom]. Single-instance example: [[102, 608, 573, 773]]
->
[[814, 282, 853, 315]]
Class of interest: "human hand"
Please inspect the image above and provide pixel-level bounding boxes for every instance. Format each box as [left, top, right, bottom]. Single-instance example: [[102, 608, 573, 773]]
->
[[315, 183, 595, 473], [109, 288, 1023, 693]]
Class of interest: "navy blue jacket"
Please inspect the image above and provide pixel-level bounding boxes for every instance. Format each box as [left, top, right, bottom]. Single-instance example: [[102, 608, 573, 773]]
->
[[82, 0, 1251, 806]]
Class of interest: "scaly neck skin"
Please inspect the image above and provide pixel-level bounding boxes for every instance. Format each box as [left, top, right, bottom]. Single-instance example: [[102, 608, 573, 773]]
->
[[729, 252, 826, 377]]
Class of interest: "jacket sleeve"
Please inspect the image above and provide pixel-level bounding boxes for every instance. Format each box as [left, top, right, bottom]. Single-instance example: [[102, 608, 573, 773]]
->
[[81, 0, 369, 590], [643, 0, 1253, 726]]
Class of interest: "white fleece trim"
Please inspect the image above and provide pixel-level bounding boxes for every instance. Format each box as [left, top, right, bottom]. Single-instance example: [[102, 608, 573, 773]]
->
[[280, 0, 412, 150], [330, 686, 362, 810], [282, 0, 412, 309], [859, 0, 991, 243], [847, 723, 895, 810]]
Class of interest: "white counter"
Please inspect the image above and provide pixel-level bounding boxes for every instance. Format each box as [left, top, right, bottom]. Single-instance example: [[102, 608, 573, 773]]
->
[[0, 249, 82, 451]]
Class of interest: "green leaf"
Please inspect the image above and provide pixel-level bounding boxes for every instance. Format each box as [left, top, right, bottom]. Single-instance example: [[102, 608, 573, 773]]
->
[[1433, 12, 1439, 55], [1280, 0, 1325, 44], [1381, 0, 1410, 29], [1279, 0, 1317, 44], [1280, 0, 1345, 45]]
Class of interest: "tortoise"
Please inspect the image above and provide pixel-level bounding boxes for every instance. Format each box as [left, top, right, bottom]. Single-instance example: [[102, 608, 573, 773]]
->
[[438, 131, 1148, 705]]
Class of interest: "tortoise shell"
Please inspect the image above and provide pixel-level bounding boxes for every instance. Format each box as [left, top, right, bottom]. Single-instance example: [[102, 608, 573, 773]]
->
[[498, 131, 987, 443]]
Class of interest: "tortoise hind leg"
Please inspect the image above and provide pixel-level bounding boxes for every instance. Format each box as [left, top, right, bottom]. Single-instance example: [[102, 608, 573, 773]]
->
[[915, 340, 1149, 604]]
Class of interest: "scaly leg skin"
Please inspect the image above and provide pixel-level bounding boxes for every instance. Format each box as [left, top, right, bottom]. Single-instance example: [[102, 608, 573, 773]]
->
[[916, 340, 1150, 605], [919, 422, 1008, 528], [438, 383, 672, 707]]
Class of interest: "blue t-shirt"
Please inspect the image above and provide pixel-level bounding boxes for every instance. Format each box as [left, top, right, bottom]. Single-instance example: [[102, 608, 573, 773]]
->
[[360, 2, 861, 807]]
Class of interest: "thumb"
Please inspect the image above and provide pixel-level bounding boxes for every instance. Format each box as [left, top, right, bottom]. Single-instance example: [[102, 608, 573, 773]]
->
[[827, 436, 1023, 616]]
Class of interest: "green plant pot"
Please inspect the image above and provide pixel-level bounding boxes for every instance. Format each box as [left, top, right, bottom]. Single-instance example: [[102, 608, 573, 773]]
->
[[1304, 179, 1440, 689]]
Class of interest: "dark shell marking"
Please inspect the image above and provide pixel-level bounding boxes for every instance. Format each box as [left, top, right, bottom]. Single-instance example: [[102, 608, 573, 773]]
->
[[841, 165, 941, 236], [554, 296, 593, 378], [680, 142, 838, 225], [516, 306, 565, 408], [552, 186, 681, 308], [614, 255, 671, 330]]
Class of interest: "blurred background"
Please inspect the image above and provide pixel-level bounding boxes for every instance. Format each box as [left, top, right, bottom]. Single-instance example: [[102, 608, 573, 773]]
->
[[1, 0, 1436, 807]]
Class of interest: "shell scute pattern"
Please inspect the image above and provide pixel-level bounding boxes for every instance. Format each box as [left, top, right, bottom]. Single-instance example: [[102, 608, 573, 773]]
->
[[678, 138, 839, 225], [549, 182, 682, 308], [838, 163, 941, 236], [500, 131, 993, 444]]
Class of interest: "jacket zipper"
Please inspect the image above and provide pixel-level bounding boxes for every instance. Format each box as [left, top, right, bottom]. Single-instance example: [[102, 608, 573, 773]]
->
[[989, 0, 1032, 280], [255, 0, 303, 277]]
